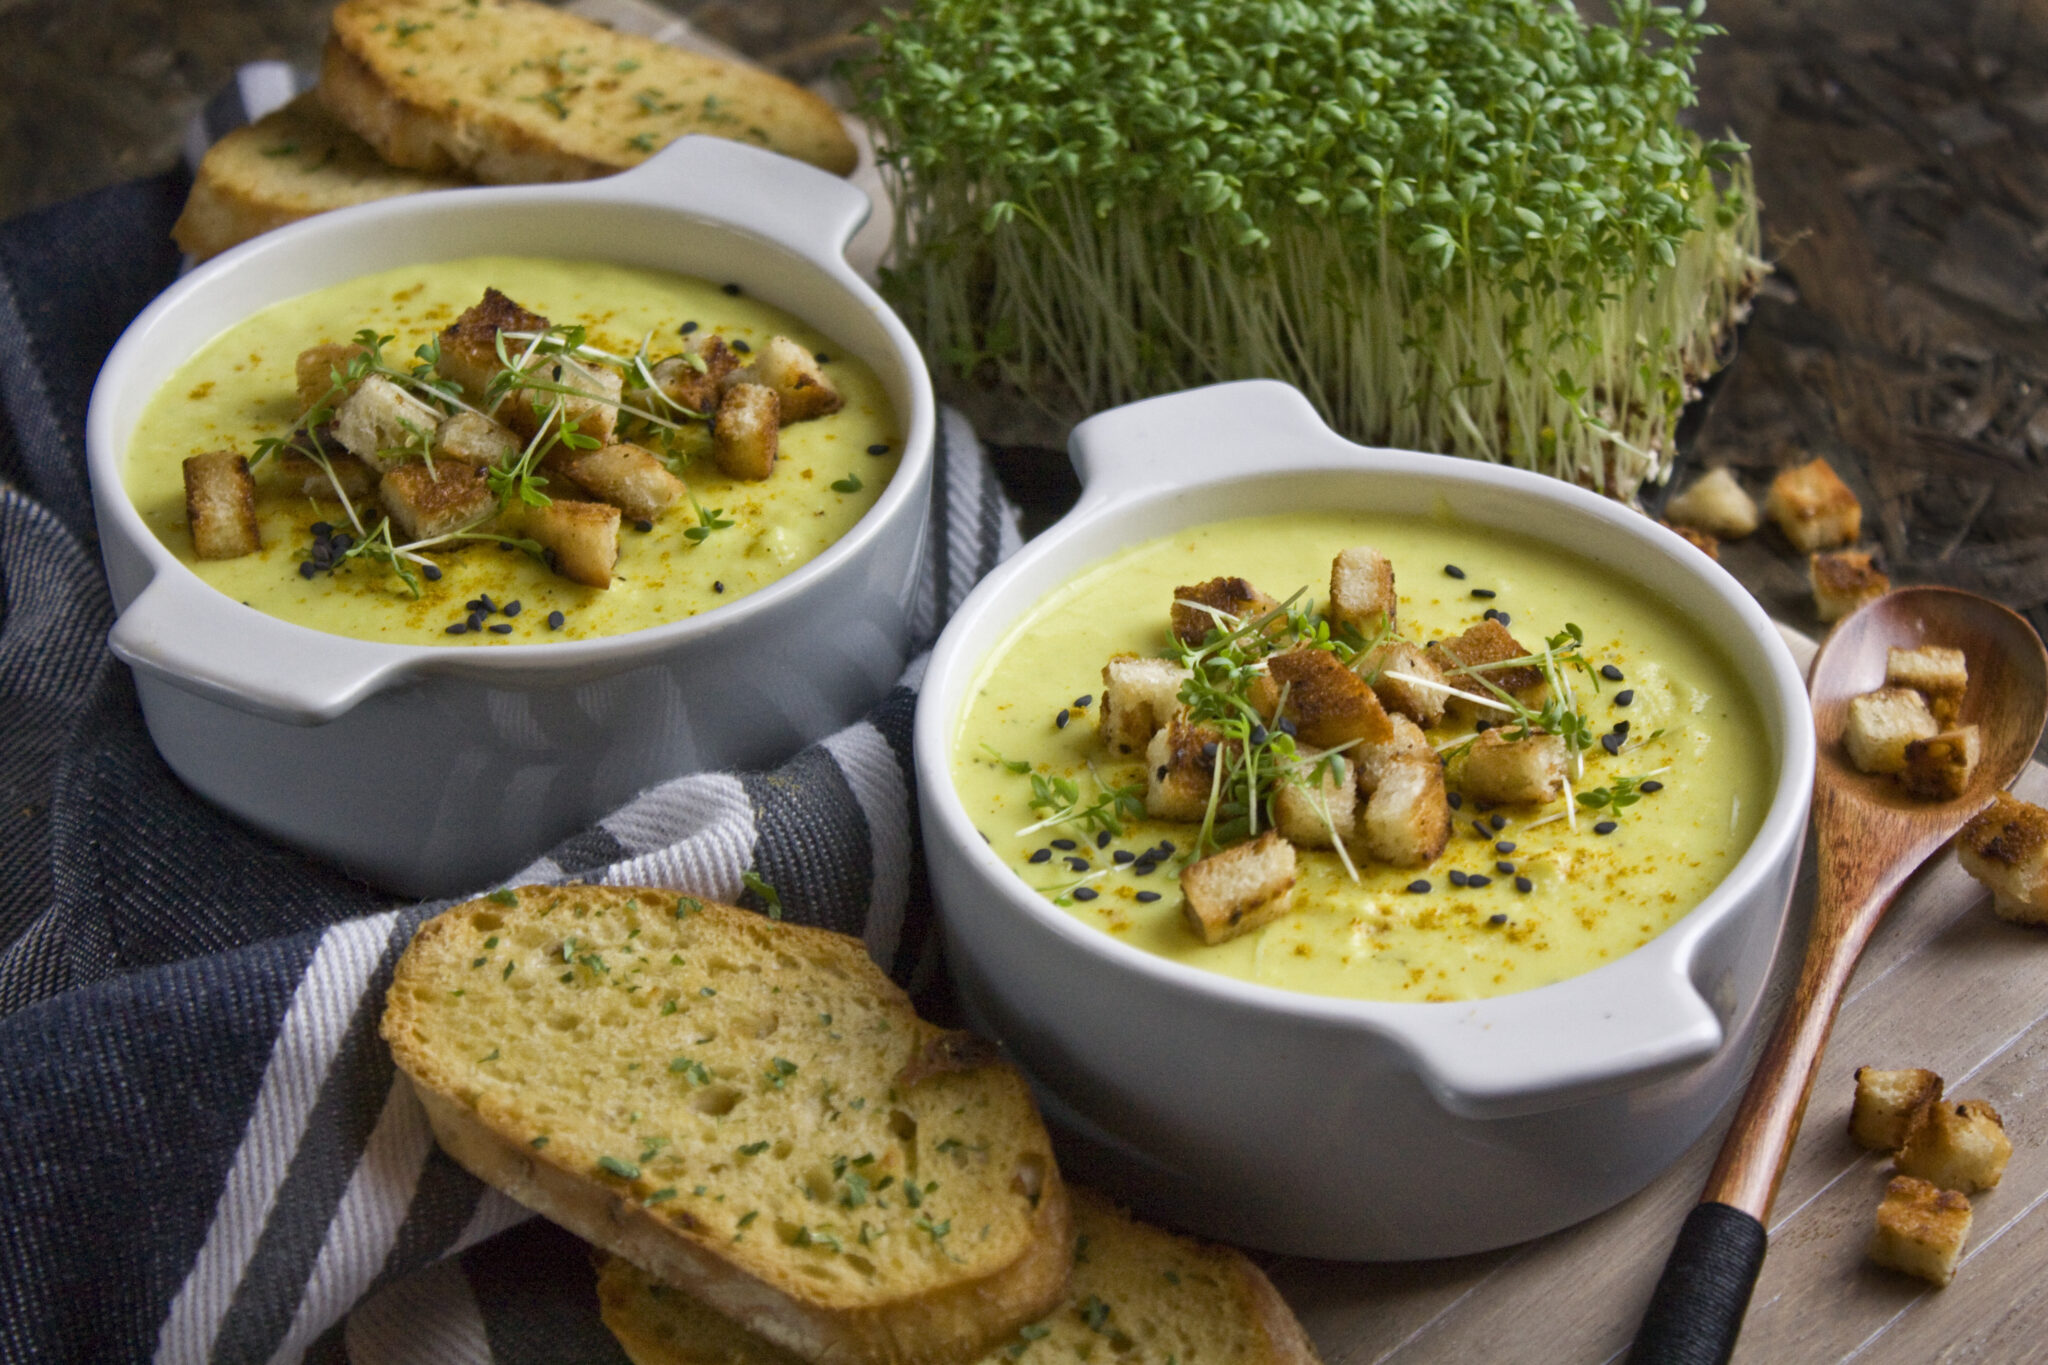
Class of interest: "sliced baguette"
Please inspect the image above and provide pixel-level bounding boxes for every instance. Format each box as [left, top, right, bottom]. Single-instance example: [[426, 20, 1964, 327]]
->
[[172, 93, 470, 261], [597, 1187, 1322, 1365], [382, 887, 1072, 1365], [321, 0, 857, 183]]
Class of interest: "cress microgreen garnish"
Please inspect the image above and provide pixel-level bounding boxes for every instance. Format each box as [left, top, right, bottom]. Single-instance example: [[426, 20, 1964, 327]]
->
[[685, 498, 735, 544], [858, 0, 1764, 501]]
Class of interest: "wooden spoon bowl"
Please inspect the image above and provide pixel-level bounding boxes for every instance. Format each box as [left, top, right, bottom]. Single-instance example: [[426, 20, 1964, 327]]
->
[[1632, 587, 2048, 1364]]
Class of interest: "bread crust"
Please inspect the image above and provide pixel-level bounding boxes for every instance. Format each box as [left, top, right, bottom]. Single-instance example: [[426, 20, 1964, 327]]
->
[[384, 890, 1073, 1365], [322, 0, 856, 182]]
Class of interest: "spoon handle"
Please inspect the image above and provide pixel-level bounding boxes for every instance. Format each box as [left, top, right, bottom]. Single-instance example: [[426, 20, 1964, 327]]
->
[[1629, 816, 1904, 1364]]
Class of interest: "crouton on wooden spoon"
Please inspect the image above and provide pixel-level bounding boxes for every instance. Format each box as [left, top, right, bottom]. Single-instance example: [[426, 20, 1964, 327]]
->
[[1633, 587, 2048, 1362]]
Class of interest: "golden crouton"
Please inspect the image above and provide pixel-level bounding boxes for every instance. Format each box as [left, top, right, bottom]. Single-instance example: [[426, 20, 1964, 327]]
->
[[436, 288, 550, 406], [631, 336, 741, 418], [507, 357, 622, 445], [1899, 726, 1981, 802], [523, 498, 620, 589], [1100, 655, 1191, 756], [1426, 620, 1548, 718], [1661, 521, 1721, 560], [1251, 648, 1395, 751], [1180, 830, 1296, 946], [1329, 546, 1397, 639], [294, 342, 368, 412], [1664, 466, 1759, 538], [378, 461, 494, 542], [1457, 728, 1569, 806], [1897, 1099, 2012, 1195], [1354, 715, 1435, 797], [1274, 753, 1356, 849], [1851, 1066, 1944, 1152], [182, 450, 260, 560], [1868, 1175, 1971, 1287], [1957, 792, 2048, 924], [713, 382, 780, 481], [1360, 757, 1450, 868], [1145, 713, 1222, 822], [331, 375, 442, 474], [560, 442, 687, 521], [741, 335, 843, 423], [1170, 576, 1279, 646], [275, 447, 376, 502], [431, 411, 521, 467], [1810, 550, 1889, 623], [1359, 640, 1448, 727], [1765, 456, 1861, 552], [1888, 646, 1968, 724], [1843, 687, 1939, 775]]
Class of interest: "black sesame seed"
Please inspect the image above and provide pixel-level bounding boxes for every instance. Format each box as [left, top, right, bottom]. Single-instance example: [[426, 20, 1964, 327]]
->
[[298, 561, 316, 578], [1641, 780, 1664, 793], [634, 519, 654, 533], [1515, 876, 1534, 893], [1135, 891, 1161, 903], [445, 622, 468, 635], [1595, 820, 1617, 835], [815, 352, 830, 364], [332, 533, 353, 552], [1475, 719, 1493, 732], [1408, 879, 1432, 893], [1444, 564, 1466, 579], [310, 521, 333, 536], [479, 594, 496, 613], [422, 564, 442, 581], [1155, 765, 1168, 781], [1131, 861, 1156, 877], [1029, 848, 1051, 864], [1051, 839, 1076, 850], [721, 283, 742, 296], [1055, 709, 1070, 729], [867, 443, 889, 456], [1490, 815, 1506, 830], [488, 623, 514, 635], [1095, 831, 1111, 849], [1114, 850, 1134, 864], [1471, 588, 1497, 599], [1472, 821, 1491, 840], [1276, 717, 1298, 738], [547, 610, 565, 630], [1072, 887, 1098, 902], [731, 339, 751, 354], [1496, 840, 1516, 854], [1249, 724, 1269, 746], [465, 597, 485, 612], [466, 613, 485, 631], [1601, 733, 1623, 755], [1495, 613, 1510, 625], [503, 600, 521, 617], [1073, 694, 1093, 708], [1447, 792, 1463, 810], [1201, 741, 1219, 760], [1614, 689, 1634, 707], [1612, 720, 1630, 734], [1469, 874, 1492, 888], [680, 320, 699, 334], [1157, 841, 1176, 854], [1489, 913, 1509, 927], [1483, 608, 1499, 622], [1601, 664, 1624, 681], [1449, 870, 1470, 887], [713, 581, 725, 593], [1497, 860, 1516, 875], [1066, 857, 1089, 872]]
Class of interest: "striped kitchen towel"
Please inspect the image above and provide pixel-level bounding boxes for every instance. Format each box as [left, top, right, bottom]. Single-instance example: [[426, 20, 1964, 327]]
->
[[0, 22, 1028, 1365]]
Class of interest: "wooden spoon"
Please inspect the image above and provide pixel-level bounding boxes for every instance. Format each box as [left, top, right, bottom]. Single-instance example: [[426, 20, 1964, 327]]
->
[[1631, 587, 2048, 1365]]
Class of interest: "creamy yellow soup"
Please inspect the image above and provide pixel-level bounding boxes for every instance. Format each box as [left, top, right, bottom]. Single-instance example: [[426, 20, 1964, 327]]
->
[[951, 511, 1773, 1003], [124, 256, 901, 645]]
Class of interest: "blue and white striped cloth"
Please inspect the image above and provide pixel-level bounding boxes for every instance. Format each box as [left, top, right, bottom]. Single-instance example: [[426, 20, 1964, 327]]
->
[[0, 42, 1025, 1363]]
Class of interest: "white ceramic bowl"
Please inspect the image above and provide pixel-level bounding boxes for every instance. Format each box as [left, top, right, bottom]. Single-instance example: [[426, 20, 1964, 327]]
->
[[88, 138, 935, 898], [914, 381, 1813, 1260]]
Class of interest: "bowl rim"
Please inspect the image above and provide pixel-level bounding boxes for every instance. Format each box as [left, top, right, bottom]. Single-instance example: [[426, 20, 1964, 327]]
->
[[85, 136, 937, 689], [914, 380, 1815, 1099]]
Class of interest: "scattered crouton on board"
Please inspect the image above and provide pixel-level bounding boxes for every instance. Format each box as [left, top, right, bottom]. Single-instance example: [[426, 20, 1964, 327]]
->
[[1766, 456, 1862, 551], [1958, 793, 2048, 924]]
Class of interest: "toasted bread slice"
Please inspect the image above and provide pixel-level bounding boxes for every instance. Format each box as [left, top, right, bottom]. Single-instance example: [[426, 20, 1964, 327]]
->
[[172, 93, 470, 262], [383, 888, 1073, 1365], [596, 1187, 1321, 1365], [321, 0, 856, 183]]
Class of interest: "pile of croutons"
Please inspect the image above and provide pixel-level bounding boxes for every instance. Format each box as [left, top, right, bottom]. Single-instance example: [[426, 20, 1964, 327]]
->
[[1664, 454, 1891, 623], [181, 287, 840, 589], [1102, 550, 1576, 946], [1855, 1066, 2012, 1286], [1841, 646, 1977, 800]]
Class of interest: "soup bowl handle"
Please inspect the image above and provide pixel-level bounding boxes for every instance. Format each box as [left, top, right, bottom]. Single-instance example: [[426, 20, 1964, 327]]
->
[[109, 571, 404, 726], [597, 136, 873, 273], [1068, 380, 1368, 506]]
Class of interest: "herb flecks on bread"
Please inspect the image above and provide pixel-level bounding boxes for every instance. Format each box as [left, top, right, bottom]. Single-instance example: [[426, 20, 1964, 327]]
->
[[596, 1188, 1321, 1365], [382, 887, 1072, 1365], [321, 0, 856, 183]]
